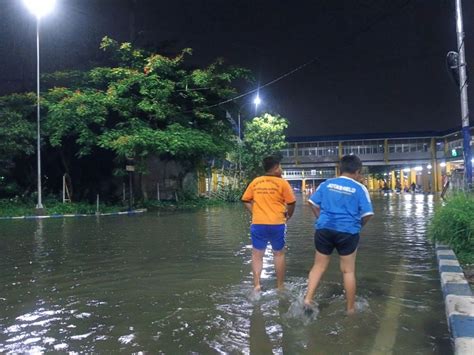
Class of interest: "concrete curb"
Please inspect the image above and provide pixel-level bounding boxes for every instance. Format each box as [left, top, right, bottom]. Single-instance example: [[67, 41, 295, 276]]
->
[[435, 243, 474, 355], [0, 209, 147, 220]]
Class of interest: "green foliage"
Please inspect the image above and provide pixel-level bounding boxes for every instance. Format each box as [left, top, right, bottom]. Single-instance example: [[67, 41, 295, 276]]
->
[[100, 36, 146, 69], [0, 36, 250, 200], [41, 70, 88, 90], [44, 88, 108, 156], [43, 37, 248, 163], [0, 198, 125, 217], [0, 93, 36, 157], [428, 193, 474, 264], [99, 123, 230, 159], [240, 113, 288, 179]]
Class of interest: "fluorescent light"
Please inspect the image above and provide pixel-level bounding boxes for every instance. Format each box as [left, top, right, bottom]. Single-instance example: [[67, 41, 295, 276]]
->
[[415, 166, 423, 171]]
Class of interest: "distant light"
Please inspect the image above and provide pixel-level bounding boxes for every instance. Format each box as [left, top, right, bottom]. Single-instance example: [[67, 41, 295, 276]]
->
[[415, 166, 423, 171], [23, 0, 56, 18], [440, 162, 447, 168], [427, 164, 432, 170], [253, 95, 261, 107], [383, 173, 388, 176], [403, 168, 410, 172], [472, 158, 474, 164]]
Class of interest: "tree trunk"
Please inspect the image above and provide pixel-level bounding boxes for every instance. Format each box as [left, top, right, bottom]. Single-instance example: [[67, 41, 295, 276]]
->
[[139, 172, 148, 201]]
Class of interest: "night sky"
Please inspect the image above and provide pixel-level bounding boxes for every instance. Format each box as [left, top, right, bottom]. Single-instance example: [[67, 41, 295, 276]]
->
[[1, 0, 474, 137]]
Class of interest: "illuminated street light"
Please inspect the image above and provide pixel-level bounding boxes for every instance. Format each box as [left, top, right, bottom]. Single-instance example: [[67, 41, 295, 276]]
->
[[23, 0, 56, 211], [23, 0, 56, 18], [253, 94, 262, 107], [427, 164, 432, 170], [415, 166, 423, 171], [403, 168, 411, 172], [237, 95, 263, 178], [440, 162, 447, 168]]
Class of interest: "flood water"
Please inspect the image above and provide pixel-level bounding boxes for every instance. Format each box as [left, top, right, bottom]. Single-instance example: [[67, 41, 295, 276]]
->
[[0, 194, 451, 354]]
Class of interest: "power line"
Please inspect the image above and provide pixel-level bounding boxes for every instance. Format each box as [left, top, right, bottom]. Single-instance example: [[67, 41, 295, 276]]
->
[[187, 0, 414, 113], [183, 58, 319, 112]]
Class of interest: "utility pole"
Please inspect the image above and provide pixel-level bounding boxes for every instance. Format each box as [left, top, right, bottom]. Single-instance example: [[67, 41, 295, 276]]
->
[[455, 0, 473, 189]]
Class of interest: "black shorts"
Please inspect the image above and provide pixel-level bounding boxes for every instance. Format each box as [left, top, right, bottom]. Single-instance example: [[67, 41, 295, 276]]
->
[[314, 228, 360, 256]]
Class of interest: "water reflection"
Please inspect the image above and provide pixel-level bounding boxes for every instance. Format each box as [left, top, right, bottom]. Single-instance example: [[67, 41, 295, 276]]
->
[[0, 195, 451, 353]]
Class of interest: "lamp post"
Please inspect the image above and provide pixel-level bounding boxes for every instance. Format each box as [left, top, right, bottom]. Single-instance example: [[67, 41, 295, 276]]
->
[[237, 94, 261, 140], [237, 95, 262, 177], [454, 0, 473, 189], [23, 0, 56, 210]]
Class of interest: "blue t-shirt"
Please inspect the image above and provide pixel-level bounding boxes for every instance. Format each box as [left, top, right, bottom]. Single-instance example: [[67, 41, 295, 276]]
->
[[308, 176, 374, 234]]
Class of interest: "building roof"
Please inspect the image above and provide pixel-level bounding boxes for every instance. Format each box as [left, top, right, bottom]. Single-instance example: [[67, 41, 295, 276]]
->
[[286, 125, 473, 143]]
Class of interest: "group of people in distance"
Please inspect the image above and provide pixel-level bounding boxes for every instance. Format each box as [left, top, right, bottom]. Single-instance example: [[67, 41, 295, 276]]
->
[[241, 155, 374, 314]]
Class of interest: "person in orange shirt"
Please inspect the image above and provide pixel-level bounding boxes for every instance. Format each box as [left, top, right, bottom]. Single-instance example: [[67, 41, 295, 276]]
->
[[241, 156, 296, 292]]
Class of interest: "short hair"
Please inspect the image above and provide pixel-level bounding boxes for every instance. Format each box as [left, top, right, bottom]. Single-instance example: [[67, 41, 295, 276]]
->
[[340, 155, 362, 174], [262, 155, 281, 172]]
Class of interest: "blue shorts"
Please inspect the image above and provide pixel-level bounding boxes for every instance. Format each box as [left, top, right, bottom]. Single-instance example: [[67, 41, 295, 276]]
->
[[250, 224, 286, 251], [315, 228, 360, 256]]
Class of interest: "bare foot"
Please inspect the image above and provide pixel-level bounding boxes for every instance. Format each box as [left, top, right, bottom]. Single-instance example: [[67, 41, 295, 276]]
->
[[304, 305, 314, 316], [346, 308, 356, 315], [253, 285, 262, 292]]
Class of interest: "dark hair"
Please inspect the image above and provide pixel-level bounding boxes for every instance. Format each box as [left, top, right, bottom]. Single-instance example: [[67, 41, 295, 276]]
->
[[340, 155, 362, 174], [262, 155, 281, 172]]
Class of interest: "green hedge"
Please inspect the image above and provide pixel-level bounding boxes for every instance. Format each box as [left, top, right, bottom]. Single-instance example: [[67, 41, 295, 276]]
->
[[428, 193, 474, 264], [0, 198, 125, 217]]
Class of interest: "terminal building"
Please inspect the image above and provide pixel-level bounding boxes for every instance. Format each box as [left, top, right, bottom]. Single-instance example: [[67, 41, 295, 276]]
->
[[280, 126, 474, 193]]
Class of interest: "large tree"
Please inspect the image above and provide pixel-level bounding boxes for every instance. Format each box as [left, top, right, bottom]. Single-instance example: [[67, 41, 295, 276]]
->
[[0, 37, 251, 200], [240, 113, 288, 179]]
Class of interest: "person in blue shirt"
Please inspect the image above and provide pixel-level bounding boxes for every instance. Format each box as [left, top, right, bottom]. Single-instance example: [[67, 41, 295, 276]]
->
[[304, 155, 374, 315]]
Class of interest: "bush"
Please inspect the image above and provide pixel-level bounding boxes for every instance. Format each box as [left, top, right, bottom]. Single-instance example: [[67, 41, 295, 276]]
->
[[0, 198, 126, 217], [428, 193, 474, 264]]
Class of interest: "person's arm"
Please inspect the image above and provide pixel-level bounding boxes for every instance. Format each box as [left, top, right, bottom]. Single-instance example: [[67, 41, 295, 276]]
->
[[243, 201, 253, 214], [241, 181, 254, 215], [361, 214, 372, 227], [359, 185, 374, 228], [286, 202, 296, 220], [309, 203, 321, 218], [282, 181, 296, 220], [308, 184, 323, 218]]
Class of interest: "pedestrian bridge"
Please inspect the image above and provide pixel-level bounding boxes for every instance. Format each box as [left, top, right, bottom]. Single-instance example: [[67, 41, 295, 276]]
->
[[282, 169, 335, 181], [281, 127, 473, 192]]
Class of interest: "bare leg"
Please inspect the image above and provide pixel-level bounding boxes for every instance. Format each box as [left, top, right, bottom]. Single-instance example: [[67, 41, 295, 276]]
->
[[304, 251, 331, 305], [340, 251, 357, 314], [252, 248, 265, 291], [273, 249, 285, 290]]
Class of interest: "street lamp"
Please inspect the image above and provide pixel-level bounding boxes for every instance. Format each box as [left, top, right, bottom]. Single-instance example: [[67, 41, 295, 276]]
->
[[253, 95, 262, 108], [238, 94, 262, 140], [237, 95, 262, 178], [453, 0, 473, 189], [23, 0, 56, 210]]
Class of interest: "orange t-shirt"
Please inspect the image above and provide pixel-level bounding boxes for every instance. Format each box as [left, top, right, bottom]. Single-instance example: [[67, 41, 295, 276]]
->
[[241, 175, 296, 225]]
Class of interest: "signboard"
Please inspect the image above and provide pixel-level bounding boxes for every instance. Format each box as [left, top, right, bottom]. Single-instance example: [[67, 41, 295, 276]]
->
[[126, 165, 135, 172]]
